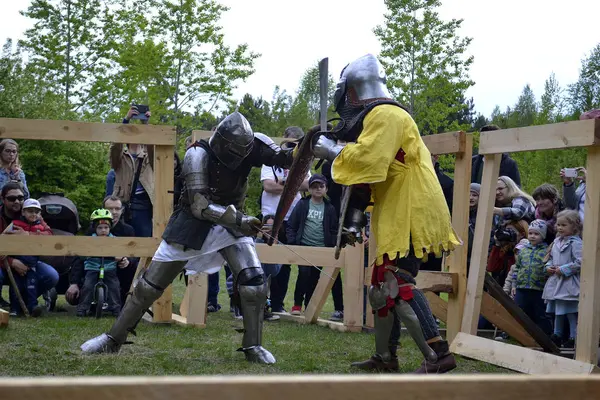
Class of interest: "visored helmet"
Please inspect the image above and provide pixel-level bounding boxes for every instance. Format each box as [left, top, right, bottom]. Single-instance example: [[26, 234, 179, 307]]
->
[[209, 111, 254, 170]]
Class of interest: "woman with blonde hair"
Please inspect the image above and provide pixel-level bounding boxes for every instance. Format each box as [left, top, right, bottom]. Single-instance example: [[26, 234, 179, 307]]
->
[[494, 175, 535, 223], [0, 139, 29, 200]]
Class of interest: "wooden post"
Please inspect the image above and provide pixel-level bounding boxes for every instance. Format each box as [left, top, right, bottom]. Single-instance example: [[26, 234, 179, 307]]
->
[[304, 267, 341, 323], [151, 145, 174, 323], [575, 146, 600, 364], [461, 153, 501, 335], [446, 133, 472, 343], [343, 240, 364, 330], [0, 308, 8, 328]]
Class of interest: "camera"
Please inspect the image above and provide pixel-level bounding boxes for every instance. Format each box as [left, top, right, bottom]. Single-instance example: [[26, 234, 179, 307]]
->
[[131, 104, 149, 121], [563, 168, 578, 178], [494, 227, 517, 243]]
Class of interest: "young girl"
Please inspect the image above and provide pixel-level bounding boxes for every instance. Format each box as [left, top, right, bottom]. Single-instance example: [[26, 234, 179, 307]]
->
[[542, 210, 583, 348]]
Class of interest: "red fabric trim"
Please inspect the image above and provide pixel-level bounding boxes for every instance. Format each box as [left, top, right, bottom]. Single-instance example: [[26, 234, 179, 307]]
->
[[371, 254, 414, 316], [395, 148, 405, 163]]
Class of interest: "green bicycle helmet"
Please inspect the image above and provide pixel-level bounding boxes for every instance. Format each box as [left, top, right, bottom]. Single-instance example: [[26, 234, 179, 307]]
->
[[90, 208, 113, 227]]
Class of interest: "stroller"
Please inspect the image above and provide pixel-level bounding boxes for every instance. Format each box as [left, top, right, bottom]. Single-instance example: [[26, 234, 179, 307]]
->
[[38, 193, 81, 311]]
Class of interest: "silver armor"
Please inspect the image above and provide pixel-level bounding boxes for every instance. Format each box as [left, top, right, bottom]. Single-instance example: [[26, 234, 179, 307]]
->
[[334, 54, 391, 112], [312, 135, 344, 163], [209, 111, 254, 170]]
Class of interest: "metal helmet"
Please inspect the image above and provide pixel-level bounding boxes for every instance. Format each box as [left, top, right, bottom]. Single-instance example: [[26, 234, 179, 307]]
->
[[333, 54, 391, 113], [209, 111, 254, 170]]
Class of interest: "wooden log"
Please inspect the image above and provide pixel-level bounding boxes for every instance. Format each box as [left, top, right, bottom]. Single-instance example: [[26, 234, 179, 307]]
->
[[480, 292, 538, 348], [478, 119, 600, 154], [576, 145, 600, 364], [0, 118, 176, 145], [451, 332, 598, 375], [0, 236, 160, 257], [484, 274, 559, 354], [446, 133, 473, 343], [6, 374, 600, 400], [461, 153, 501, 334], [0, 308, 8, 328]]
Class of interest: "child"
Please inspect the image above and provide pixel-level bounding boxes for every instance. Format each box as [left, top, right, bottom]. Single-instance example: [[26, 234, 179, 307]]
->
[[76, 209, 122, 317], [542, 210, 583, 348], [286, 174, 342, 320], [514, 220, 552, 335], [503, 238, 529, 299], [9, 199, 52, 317]]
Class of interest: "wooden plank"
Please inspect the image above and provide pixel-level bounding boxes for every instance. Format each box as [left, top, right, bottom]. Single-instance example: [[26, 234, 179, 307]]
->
[[422, 131, 466, 155], [0, 308, 8, 328], [0, 236, 160, 257], [576, 146, 600, 364], [484, 274, 559, 353], [303, 267, 341, 323], [416, 271, 457, 293], [151, 285, 172, 324], [425, 292, 448, 323], [186, 273, 208, 326], [255, 243, 343, 268], [446, 133, 473, 343], [0, 118, 176, 145], [480, 292, 538, 348], [342, 241, 364, 330], [273, 312, 306, 324], [461, 153, 501, 334], [451, 332, 598, 375], [171, 313, 206, 329], [478, 119, 600, 154], [6, 374, 600, 400]]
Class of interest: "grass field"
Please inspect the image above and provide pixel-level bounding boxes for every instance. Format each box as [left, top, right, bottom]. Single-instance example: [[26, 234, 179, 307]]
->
[[0, 271, 510, 376]]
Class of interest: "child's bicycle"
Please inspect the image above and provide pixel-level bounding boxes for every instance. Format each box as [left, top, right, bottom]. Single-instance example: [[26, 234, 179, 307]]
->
[[91, 259, 109, 319]]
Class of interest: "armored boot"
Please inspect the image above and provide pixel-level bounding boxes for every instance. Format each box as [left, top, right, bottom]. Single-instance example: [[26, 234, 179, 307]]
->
[[413, 340, 457, 374], [351, 311, 398, 372], [81, 260, 185, 354], [238, 278, 275, 364]]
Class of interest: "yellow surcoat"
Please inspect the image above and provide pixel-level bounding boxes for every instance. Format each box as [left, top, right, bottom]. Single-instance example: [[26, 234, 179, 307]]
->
[[331, 105, 461, 264]]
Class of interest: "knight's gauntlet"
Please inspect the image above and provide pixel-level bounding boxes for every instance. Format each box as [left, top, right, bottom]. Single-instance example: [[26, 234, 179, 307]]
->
[[190, 193, 261, 237]]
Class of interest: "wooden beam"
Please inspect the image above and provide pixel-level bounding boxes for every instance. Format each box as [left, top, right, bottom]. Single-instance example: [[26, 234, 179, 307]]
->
[[0, 118, 176, 145], [342, 241, 364, 330], [478, 119, 600, 154], [424, 292, 448, 323], [6, 374, 600, 399], [480, 292, 538, 348], [255, 243, 343, 268], [576, 145, 600, 364], [185, 273, 208, 326], [0, 308, 8, 328], [484, 274, 559, 353], [0, 236, 160, 257], [446, 133, 473, 343], [416, 271, 457, 293], [422, 131, 466, 155], [303, 267, 341, 323], [171, 313, 206, 329], [461, 153, 501, 334], [451, 332, 598, 375]]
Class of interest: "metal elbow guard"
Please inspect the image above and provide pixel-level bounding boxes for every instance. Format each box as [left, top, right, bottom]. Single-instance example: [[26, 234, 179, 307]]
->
[[344, 208, 367, 234]]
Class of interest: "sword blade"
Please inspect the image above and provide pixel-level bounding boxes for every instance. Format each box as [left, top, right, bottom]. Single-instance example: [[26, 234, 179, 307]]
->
[[318, 57, 329, 130]]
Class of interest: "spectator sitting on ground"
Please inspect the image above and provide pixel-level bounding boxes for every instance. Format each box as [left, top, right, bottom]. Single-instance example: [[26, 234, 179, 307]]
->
[[0, 183, 59, 311], [0, 139, 29, 201], [110, 105, 154, 237], [286, 174, 342, 321], [471, 125, 521, 187], [561, 167, 586, 224], [532, 183, 565, 244], [494, 176, 535, 224], [76, 209, 122, 317]]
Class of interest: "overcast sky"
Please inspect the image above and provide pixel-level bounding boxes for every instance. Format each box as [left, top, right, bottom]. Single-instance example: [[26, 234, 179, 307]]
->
[[1, 0, 599, 117]]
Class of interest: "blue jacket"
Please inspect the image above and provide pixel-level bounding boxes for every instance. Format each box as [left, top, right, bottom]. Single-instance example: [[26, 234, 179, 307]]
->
[[0, 168, 29, 200], [84, 233, 118, 272], [286, 197, 338, 247]]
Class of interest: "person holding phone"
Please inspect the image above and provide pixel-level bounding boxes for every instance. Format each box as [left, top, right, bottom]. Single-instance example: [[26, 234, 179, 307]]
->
[[560, 167, 586, 223]]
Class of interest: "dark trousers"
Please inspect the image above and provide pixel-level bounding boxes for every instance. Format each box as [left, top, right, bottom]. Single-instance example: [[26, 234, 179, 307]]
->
[[294, 266, 344, 311], [207, 271, 220, 306], [9, 269, 38, 314], [77, 270, 121, 315], [515, 288, 552, 335], [270, 221, 291, 311], [117, 261, 137, 305]]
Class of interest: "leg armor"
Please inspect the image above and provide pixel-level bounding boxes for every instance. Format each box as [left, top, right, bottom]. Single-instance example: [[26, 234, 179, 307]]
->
[[221, 242, 275, 364], [80, 260, 186, 354]]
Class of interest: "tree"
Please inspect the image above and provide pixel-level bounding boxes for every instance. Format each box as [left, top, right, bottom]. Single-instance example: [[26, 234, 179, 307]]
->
[[472, 113, 488, 132], [374, 0, 474, 135], [19, 0, 114, 113], [537, 73, 564, 124], [236, 94, 274, 135], [511, 84, 537, 127], [568, 43, 600, 116]]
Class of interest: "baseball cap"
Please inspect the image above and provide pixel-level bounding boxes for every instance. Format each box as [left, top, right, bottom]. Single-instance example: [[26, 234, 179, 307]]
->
[[309, 174, 327, 187], [23, 199, 42, 210]]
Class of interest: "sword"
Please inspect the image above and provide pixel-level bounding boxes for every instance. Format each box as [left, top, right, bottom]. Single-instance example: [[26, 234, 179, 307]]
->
[[318, 57, 328, 131]]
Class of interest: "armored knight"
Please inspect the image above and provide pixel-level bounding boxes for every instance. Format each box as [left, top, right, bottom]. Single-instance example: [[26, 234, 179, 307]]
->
[[81, 111, 293, 364], [311, 54, 461, 373]]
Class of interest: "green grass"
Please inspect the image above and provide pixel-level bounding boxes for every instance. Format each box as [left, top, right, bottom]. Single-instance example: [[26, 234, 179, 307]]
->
[[0, 272, 510, 376]]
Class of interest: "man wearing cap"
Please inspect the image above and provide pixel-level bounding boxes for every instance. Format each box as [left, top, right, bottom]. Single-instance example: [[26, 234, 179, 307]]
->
[[260, 126, 310, 313]]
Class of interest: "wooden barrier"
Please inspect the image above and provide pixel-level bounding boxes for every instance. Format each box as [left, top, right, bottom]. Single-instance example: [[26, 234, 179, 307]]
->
[[456, 119, 600, 373], [0, 118, 177, 323], [4, 375, 600, 400]]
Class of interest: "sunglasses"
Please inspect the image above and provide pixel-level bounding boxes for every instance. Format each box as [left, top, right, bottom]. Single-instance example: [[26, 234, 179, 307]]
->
[[5, 195, 25, 202]]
